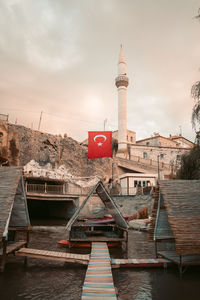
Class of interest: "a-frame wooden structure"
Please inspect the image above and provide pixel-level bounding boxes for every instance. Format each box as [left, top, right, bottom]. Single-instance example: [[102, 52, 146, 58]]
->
[[66, 181, 128, 249], [0, 167, 30, 272]]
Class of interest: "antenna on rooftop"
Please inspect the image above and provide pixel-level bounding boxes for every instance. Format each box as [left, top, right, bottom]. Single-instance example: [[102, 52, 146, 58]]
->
[[179, 125, 182, 136]]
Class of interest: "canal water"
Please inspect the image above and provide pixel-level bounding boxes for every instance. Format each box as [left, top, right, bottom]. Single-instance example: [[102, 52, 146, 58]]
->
[[0, 228, 200, 300]]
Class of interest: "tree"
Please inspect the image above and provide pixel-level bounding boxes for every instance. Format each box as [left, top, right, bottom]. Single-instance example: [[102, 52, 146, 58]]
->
[[176, 146, 200, 179], [191, 81, 200, 131], [176, 9, 200, 179], [191, 9, 200, 131]]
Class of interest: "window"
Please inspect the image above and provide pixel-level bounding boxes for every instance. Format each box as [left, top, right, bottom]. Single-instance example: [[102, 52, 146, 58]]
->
[[142, 181, 146, 187], [160, 153, 164, 159], [146, 142, 149, 146], [143, 152, 147, 159], [131, 136, 133, 142], [134, 180, 138, 187], [177, 155, 181, 161]]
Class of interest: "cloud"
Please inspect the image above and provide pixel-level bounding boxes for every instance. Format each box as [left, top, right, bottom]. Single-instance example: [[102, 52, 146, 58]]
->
[[0, 0, 199, 143]]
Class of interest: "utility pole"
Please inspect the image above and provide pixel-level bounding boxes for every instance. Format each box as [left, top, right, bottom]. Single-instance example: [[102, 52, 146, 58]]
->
[[104, 118, 107, 131], [179, 125, 182, 136], [38, 111, 43, 131]]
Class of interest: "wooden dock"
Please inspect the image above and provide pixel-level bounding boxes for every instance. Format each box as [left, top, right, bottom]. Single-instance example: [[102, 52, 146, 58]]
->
[[111, 257, 171, 268], [158, 251, 200, 266], [0, 241, 27, 256], [16, 248, 89, 265], [82, 242, 117, 300]]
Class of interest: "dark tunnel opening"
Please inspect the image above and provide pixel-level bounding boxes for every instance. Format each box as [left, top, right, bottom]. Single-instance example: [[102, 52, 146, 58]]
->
[[27, 199, 77, 226]]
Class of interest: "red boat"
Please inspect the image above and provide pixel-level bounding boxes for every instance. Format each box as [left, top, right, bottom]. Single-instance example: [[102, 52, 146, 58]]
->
[[57, 240, 120, 248]]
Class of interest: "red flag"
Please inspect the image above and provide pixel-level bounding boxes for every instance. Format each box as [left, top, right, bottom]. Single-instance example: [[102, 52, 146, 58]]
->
[[88, 131, 112, 159]]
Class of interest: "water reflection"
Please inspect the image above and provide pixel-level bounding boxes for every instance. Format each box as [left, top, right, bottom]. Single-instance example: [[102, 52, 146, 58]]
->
[[114, 269, 152, 300]]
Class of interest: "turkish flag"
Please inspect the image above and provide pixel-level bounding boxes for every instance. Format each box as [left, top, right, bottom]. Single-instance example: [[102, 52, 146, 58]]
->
[[88, 131, 112, 159]]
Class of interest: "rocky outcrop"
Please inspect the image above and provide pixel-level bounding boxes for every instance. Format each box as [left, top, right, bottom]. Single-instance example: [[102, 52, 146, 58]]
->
[[8, 124, 113, 181]]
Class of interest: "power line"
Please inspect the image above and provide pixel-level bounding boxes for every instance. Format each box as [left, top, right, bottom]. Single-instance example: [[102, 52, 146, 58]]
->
[[1, 107, 110, 127]]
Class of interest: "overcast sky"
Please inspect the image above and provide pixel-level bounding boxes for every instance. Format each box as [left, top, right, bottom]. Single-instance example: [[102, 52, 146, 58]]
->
[[0, 0, 199, 142]]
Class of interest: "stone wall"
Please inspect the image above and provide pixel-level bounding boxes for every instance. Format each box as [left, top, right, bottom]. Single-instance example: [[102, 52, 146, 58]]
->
[[130, 144, 190, 166], [77, 194, 154, 219], [113, 195, 154, 217]]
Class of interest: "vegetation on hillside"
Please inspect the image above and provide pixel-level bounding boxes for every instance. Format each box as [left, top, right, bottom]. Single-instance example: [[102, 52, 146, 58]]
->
[[176, 146, 200, 179], [176, 9, 200, 180]]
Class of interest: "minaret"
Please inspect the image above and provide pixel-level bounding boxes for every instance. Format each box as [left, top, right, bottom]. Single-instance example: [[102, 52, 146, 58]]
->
[[115, 45, 129, 155]]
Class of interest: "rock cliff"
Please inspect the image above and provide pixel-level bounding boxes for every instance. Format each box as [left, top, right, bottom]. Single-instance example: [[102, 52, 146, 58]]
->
[[8, 124, 113, 182]]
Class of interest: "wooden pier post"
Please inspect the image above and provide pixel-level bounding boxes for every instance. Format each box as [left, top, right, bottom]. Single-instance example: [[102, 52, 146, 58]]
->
[[1, 239, 7, 272]]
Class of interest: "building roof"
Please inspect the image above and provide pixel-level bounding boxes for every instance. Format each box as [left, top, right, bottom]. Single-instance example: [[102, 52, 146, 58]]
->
[[0, 167, 30, 241], [170, 135, 195, 145], [157, 180, 200, 255], [66, 181, 128, 231], [136, 135, 178, 145], [136, 134, 194, 148]]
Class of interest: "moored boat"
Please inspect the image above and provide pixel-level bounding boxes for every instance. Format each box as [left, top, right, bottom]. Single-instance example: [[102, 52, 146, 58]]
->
[[57, 240, 120, 248]]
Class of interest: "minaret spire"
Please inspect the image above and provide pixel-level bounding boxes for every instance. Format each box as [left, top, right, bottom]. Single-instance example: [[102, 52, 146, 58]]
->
[[118, 45, 126, 75], [115, 46, 129, 156]]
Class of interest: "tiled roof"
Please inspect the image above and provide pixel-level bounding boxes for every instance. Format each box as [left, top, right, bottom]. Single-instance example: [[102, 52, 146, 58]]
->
[[0, 167, 21, 240], [159, 180, 200, 255]]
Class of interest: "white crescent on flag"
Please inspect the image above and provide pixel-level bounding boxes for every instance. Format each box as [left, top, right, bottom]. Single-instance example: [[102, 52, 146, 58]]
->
[[94, 135, 107, 142], [94, 134, 107, 146]]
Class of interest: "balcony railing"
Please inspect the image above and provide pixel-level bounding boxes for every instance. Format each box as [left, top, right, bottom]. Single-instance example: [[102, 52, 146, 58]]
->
[[26, 183, 64, 194], [26, 183, 83, 195]]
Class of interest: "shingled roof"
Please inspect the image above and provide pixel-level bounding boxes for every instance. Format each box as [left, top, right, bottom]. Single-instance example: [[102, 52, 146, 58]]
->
[[0, 167, 30, 241], [158, 180, 200, 255]]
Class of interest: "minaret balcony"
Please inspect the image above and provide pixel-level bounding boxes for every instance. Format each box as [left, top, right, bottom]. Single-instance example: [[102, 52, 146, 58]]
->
[[115, 75, 129, 88]]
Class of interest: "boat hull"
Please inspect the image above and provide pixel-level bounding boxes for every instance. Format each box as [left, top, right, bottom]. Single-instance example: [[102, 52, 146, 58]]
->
[[57, 240, 120, 248]]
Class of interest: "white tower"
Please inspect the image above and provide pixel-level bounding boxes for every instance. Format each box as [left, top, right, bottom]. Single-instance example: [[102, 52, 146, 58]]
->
[[115, 45, 129, 154]]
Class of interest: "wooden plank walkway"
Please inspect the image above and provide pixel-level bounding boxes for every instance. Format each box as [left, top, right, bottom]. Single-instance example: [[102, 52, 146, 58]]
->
[[82, 242, 117, 300], [158, 251, 200, 266], [111, 258, 171, 268], [0, 241, 26, 256], [16, 248, 89, 265]]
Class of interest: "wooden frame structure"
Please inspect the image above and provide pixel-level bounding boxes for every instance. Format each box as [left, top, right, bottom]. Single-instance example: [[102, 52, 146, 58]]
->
[[66, 181, 129, 250], [0, 167, 30, 272], [154, 180, 200, 274]]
